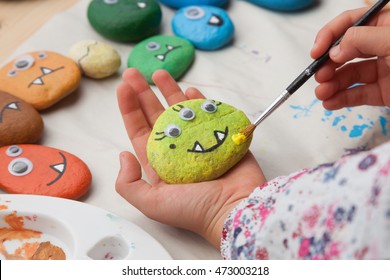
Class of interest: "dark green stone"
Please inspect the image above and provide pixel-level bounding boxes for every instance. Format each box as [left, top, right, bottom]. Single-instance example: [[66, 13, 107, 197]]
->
[[87, 0, 162, 42]]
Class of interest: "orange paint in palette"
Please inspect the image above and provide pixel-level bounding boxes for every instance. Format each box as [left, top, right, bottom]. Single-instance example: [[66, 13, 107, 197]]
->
[[0, 210, 66, 260], [0, 195, 173, 260]]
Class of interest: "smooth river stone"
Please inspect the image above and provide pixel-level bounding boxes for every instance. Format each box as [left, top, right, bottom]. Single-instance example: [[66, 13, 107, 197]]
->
[[87, 0, 162, 42], [127, 35, 195, 84], [172, 5, 234, 50]]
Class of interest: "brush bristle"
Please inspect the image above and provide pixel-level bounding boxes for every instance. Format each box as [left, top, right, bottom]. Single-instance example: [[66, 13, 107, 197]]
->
[[241, 124, 256, 138]]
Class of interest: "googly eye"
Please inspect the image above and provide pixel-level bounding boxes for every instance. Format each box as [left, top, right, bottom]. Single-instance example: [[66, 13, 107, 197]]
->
[[103, 0, 118, 4], [184, 6, 205, 20], [8, 157, 33, 176], [179, 107, 195, 121], [164, 124, 181, 138], [14, 55, 35, 70], [6, 145, 23, 157], [146, 41, 161, 51], [37, 52, 47, 59], [201, 100, 217, 113], [7, 69, 17, 77], [137, 2, 147, 8]]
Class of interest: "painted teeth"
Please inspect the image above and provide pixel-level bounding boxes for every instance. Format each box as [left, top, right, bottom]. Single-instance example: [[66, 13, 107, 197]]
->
[[215, 131, 226, 142], [41, 67, 53, 74], [7, 102, 19, 110], [208, 14, 223, 26], [31, 78, 44, 85], [156, 54, 165, 61], [192, 141, 204, 152], [51, 163, 65, 173]]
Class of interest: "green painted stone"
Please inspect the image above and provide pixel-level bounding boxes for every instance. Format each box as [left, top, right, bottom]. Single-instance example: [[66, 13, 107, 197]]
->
[[87, 0, 162, 42], [147, 99, 252, 184], [127, 35, 195, 84]]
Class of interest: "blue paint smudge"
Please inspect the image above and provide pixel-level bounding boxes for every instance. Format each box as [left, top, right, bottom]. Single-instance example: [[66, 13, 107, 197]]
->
[[290, 99, 319, 119], [324, 110, 332, 117], [332, 115, 346, 126], [349, 124, 370, 138], [290, 99, 390, 139], [379, 116, 388, 136]]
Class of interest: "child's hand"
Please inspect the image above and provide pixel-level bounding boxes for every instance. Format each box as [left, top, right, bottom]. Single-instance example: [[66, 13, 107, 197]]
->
[[116, 68, 266, 248], [311, 8, 390, 110]]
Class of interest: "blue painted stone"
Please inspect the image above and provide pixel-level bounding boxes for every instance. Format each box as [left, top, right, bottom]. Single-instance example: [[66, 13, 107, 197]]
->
[[246, 0, 315, 11], [159, 0, 228, 9], [172, 5, 234, 50]]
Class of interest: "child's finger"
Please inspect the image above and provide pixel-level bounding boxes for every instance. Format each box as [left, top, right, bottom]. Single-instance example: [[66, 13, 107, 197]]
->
[[152, 70, 187, 106], [321, 83, 384, 110], [315, 59, 378, 101], [116, 81, 152, 172], [116, 151, 156, 211], [330, 26, 390, 63], [185, 87, 206, 99], [311, 8, 371, 58], [122, 68, 165, 126]]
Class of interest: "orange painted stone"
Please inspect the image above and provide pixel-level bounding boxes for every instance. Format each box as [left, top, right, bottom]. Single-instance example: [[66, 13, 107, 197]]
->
[[0, 144, 92, 199], [0, 91, 44, 146], [0, 51, 81, 110]]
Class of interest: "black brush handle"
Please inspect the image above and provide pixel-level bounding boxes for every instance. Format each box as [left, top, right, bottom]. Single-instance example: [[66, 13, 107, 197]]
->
[[285, 0, 390, 95]]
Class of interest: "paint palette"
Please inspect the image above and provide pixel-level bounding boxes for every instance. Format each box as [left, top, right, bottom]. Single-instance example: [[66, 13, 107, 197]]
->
[[0, 194, 172, 260]]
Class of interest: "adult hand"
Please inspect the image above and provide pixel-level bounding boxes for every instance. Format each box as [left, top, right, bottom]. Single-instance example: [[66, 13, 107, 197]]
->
[[311, 8, 390, 110], [116, 68, 266, 248]]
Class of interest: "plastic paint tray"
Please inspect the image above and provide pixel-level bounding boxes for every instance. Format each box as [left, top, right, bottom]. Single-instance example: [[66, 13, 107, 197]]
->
[[0, 194, 171, 260]]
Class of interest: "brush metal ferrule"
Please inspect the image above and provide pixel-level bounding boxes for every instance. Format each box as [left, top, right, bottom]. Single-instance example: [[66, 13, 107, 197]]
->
[[253, 90, 290, 127]]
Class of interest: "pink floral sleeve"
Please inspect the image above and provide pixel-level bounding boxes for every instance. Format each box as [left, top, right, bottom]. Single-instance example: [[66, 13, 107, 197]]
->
[[221, 141, 390, 259]]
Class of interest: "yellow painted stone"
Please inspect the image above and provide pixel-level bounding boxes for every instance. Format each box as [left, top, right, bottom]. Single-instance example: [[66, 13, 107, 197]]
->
[[147, 99, 252, 184], [68, 40, 121, 79]]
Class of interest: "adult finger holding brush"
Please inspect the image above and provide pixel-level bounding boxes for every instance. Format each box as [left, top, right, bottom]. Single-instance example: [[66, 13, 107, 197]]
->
[[312, 7, 390, 109]]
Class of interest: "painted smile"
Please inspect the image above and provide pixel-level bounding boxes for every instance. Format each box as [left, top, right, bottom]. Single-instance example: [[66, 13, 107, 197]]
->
[[208, 14, 224, 26], [28, 66, 65, 88], [155, 45, 182, 62], [47, 152, 67, 186], [187, 127, 228, 153]]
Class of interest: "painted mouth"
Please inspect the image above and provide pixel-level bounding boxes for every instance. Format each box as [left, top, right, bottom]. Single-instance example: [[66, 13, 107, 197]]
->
[[47, 152, 67, 186], [208, 14, 224, 26], [187, 127, 228, 153], [28, 66, 64, 88], [155, 45, 182, 62]]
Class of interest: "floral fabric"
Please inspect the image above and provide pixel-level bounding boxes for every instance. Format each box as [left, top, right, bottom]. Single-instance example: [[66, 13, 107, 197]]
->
[[221, 141, 390, 259]]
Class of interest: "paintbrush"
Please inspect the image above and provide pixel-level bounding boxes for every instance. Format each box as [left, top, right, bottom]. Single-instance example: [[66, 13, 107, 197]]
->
[[234, 0, 390, 145]]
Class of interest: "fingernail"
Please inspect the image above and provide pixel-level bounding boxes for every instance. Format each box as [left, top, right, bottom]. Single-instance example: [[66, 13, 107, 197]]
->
[[330, 45, 340, 57]]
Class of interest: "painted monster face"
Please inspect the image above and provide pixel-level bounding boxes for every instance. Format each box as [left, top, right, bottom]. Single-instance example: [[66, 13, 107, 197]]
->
[[0, 145, 91, 199], [87, 0, 162, 42], [147, 99, 252, 184], [127, 35, 195, 84], [172, 5, 234, 50], [0, 51, 81, 110], [0, 91, 44, 146]]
